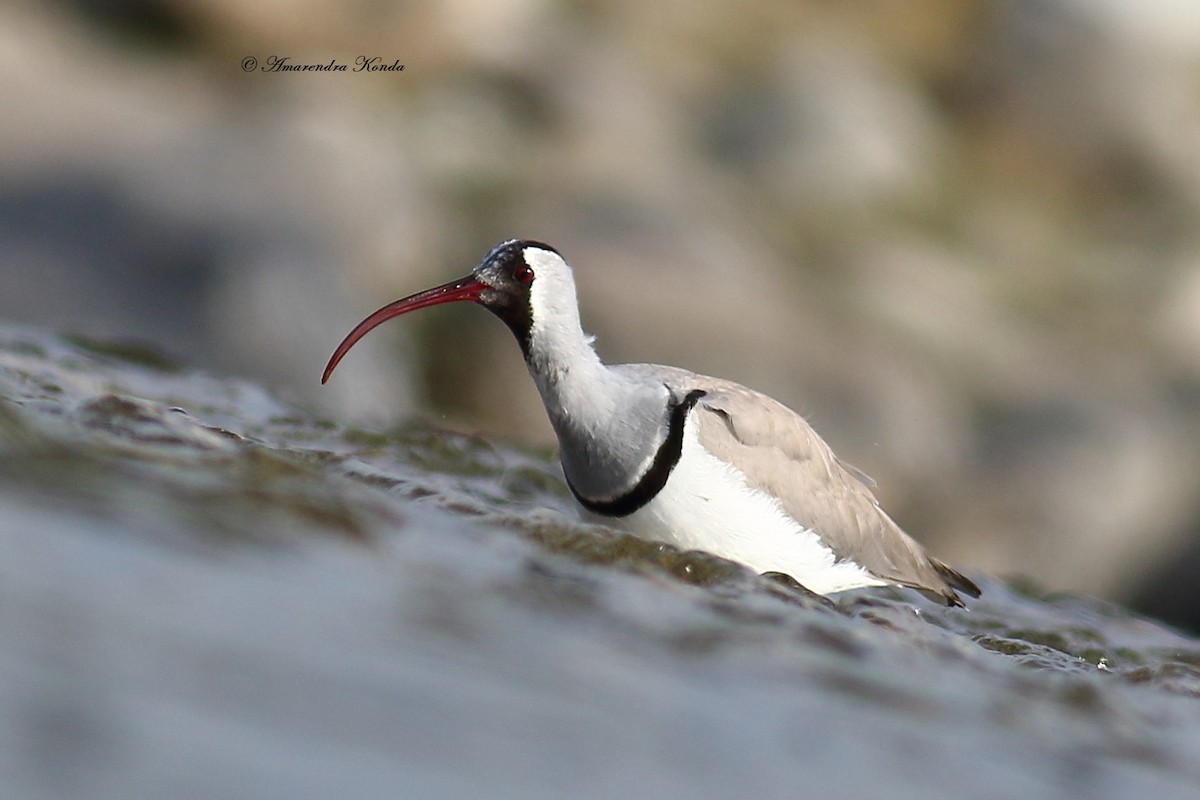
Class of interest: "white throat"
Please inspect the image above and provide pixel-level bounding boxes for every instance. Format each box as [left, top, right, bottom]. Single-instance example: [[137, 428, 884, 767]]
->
[[518, 246, 670, 501], [522, 247, 614, 421]]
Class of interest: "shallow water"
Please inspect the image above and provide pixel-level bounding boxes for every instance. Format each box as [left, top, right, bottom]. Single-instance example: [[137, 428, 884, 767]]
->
[[2, 323, 1199, 799]]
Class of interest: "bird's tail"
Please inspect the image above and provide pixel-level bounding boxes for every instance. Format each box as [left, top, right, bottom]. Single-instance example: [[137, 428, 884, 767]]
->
[[931, 559, 982, 606]]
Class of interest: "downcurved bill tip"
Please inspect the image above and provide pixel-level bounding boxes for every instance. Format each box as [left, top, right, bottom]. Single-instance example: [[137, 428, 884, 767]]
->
[[321, 275, 485, 384]]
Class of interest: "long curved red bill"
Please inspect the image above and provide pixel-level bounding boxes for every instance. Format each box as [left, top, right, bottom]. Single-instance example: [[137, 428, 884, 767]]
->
[[322, 275, 485, 383]]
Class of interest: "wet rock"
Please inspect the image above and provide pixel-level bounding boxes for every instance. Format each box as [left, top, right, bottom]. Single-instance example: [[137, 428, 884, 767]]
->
[[2, 325, 1200, 799]]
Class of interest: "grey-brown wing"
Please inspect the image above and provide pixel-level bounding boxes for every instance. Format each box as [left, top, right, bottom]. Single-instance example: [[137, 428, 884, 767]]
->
[[681, 378, 976, 603]]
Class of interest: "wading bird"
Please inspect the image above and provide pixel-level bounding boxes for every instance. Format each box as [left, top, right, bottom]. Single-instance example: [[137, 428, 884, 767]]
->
[[323, 240, 980, 605]]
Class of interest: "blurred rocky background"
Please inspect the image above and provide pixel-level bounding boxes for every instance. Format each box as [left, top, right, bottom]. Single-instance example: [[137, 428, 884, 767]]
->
[[2, 0, 1199, 629]]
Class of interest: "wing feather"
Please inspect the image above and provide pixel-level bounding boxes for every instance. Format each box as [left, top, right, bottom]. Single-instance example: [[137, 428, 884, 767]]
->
[[625, 367, 977, 604]]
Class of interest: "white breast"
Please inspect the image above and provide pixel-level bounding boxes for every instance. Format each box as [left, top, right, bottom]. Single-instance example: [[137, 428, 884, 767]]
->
[[604, 416, 886, 595]]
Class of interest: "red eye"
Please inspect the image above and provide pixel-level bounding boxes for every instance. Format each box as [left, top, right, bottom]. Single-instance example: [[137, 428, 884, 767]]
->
[[514, 264, 534, 284]]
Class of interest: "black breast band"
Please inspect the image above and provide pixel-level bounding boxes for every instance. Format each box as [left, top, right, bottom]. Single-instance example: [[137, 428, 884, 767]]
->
[[565, 388, 707, 517]]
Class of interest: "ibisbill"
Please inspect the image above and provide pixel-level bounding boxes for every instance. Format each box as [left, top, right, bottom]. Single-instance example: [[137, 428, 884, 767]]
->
[[322, 240, 981, 606]]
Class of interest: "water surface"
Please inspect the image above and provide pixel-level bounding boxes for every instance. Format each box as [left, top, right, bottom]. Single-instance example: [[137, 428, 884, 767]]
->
[[2, 324, 1198, 799]]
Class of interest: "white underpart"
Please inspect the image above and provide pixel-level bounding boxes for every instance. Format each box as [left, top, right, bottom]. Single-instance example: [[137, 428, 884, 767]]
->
[[610, 417, 887, 595]]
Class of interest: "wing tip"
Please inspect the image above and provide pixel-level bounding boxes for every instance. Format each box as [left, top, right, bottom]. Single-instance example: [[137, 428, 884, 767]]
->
[[933, 561, 982, 607]]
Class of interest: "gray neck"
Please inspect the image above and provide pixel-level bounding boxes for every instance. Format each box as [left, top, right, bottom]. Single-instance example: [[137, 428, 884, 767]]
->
[[525, 324, 669, 502]]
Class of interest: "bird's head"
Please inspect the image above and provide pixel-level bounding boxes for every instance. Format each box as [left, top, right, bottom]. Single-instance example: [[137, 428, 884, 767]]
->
[[322, 239, 578, 383]]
